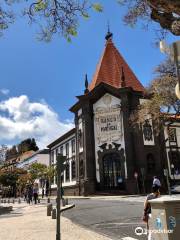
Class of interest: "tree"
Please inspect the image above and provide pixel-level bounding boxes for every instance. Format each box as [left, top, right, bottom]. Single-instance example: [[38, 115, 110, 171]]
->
[[28, 162, 47, 182], [131, 58, 180, 133], [118, 0, 180, 36], [0, 1, 103, 41], [17, 138, 39, 154], [0, 168, 27, 197]]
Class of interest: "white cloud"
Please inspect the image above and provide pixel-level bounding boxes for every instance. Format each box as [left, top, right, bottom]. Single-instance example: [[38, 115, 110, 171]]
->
[[0, 95, 74, 149], [0, 89, 10, 95]]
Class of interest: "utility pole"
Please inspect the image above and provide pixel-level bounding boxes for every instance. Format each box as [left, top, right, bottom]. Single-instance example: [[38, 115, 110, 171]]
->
[[56, 154, 66, 240]]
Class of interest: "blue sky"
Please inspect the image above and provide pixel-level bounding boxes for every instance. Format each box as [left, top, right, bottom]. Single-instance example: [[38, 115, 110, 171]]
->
[[0, 1, 178, 148]]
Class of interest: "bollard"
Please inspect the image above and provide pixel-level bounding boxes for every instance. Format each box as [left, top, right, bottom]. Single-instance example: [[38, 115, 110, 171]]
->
[[65, 198, 68, 205], [1, 199, 3, 203], [52, 208, 56, 219], [62, 199, 66, 206], [12, 199, 15, 204], [18, 198, 21, 204], [8, 199, 10, 204], [47, 203, 52, 216], [38, 199, 40, 203], [4, 199, 6, 204], [47, 198, 50, 203]]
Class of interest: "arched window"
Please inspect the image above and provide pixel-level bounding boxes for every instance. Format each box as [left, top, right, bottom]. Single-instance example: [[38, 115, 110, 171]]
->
[[147, 154, 155, 174]]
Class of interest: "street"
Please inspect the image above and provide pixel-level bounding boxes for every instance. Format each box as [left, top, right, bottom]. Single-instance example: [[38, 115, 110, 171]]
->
[[62, 196, 147, 240]]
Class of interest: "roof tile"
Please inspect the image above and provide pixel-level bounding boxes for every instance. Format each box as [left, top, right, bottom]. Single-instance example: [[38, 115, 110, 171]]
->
[[89, 39, 145, 92]]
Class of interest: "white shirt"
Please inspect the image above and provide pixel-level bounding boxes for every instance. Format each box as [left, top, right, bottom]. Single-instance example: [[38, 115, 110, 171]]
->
[[153, 178, 161, 187]]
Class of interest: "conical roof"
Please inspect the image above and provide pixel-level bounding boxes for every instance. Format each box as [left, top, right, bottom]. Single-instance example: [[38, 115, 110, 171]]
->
[[89, 37, 145, 92]]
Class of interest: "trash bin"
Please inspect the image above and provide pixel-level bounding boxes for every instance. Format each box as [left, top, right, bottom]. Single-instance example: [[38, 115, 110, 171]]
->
[[149, 196, 180, 240]]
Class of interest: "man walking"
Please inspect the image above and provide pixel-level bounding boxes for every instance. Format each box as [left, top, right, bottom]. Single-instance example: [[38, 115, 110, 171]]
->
[[33, 184, 39, 204]]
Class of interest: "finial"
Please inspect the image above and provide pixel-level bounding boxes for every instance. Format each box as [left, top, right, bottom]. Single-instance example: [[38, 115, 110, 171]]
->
[[105, 21, 113, 41], [84, 74, 89, 94], [121, 67, 126, 87]]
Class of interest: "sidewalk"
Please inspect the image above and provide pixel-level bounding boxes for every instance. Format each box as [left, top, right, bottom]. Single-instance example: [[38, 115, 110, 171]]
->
[[0, 203, 111, 240]]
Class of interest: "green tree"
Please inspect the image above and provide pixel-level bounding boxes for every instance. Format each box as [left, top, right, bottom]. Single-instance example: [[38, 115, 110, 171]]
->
[[17, 138, 39, 154], [28, 162, 47, 182], [0, 168, 27, 197], [1, 1, 179, 40], [0, 0, 103, 41]]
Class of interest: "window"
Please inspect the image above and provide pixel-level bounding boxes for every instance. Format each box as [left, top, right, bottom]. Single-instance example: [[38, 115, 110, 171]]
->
[[168, 128, 176, 142], [51, 151, 54, 164], [72, 159, 76, 180], [60, 146, 63, 155], [71, 139, 75, 154], [66, 163, 70, 181], [56, 148, 58, 160], [66, 143, 69, 157], [147, 154, 155, 174], [168, 151, 180, 175]]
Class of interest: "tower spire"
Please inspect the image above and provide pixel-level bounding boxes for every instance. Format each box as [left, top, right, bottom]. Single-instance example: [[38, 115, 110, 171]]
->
[[105, 21, 113, 41], [84, 74, 89, 94]]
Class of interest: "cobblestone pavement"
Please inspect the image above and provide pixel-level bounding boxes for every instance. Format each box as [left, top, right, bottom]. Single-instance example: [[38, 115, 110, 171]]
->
[[0, 202, 111, 240]]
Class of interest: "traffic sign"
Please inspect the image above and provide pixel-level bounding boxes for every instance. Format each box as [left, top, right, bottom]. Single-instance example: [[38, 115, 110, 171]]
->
[[56, 154, 66, 173]]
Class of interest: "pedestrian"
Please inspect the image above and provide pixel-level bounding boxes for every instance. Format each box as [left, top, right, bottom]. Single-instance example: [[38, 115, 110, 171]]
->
[[27, 186, 33, 204], [153, 176, 161, 190], [33, 184, 39, 204], [143, 185, 160, 236], [42, 188, 44, 198], [24, 188, 27, 202]]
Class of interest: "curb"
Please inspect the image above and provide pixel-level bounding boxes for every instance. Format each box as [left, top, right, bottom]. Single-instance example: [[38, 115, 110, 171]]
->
[[61, 204, 75, 213]]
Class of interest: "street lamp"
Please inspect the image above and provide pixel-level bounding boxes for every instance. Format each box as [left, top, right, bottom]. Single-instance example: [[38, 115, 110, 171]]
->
[[160, 40, 180, 99]]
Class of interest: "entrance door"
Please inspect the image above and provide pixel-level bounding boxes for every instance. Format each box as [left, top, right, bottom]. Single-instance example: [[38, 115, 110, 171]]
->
[[103, 153, 122, 189]]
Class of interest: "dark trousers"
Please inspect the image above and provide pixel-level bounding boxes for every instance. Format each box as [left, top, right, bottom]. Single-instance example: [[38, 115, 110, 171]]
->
[[34, 193, 38, 204]]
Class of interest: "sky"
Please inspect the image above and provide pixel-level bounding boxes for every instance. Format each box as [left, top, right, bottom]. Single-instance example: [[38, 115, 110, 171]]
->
[[0, 1, 178, 149]]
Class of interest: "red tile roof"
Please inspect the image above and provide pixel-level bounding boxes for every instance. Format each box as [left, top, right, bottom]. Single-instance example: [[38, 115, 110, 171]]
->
[[89, 38, 145, 92]]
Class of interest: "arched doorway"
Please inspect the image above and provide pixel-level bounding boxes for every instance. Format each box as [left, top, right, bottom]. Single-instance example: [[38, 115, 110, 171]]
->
[[103, 153, 123, 190]]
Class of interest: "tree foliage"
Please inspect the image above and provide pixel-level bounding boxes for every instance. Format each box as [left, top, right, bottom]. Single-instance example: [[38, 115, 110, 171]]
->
[[131, 58, 180, 133], [118, 0, 180, 37], [28, 162, 47, 181], [17, 138, 39, 154], [0, 168, 27, 187], [0, 0, 103, 41]]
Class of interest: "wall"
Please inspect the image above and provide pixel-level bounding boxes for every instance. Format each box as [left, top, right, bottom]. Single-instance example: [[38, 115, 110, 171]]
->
[[93, 93, 127, 182]]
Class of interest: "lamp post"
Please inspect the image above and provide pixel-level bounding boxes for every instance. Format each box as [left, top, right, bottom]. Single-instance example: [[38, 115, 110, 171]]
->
[[160, 40, 180, 99], [56, 154, 66, 240]]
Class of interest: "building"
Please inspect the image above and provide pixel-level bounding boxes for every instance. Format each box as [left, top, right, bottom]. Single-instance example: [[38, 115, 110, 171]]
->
[[17, 149, 50, 195], [164, 116, 180, 180], [17, 149, 49, 169], [48, 32, 180, 196], [1, 150, 35, 172], [47, 129, 76, 195]]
